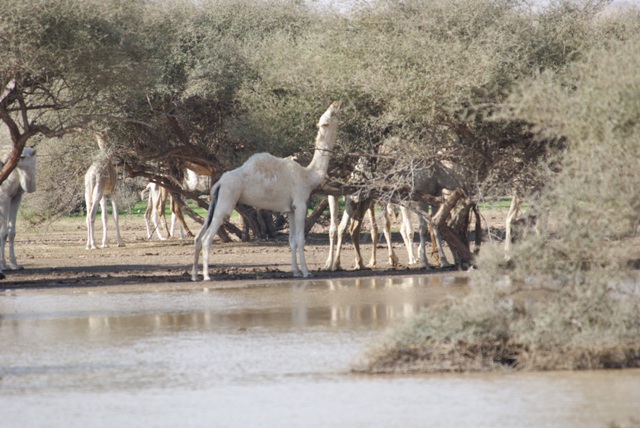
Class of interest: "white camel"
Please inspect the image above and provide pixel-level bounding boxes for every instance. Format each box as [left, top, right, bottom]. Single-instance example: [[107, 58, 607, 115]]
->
[[0, 147, 36, 277], [192, 101, 340, 281], [84, 134, 124, 249]]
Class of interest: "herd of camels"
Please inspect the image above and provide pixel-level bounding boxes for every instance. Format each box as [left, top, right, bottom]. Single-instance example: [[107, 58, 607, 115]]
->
[[0, 102, 536, 281]]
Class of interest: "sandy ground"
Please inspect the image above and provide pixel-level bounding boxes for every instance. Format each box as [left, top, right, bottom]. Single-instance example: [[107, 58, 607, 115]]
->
[[0, 209, 512, 290]]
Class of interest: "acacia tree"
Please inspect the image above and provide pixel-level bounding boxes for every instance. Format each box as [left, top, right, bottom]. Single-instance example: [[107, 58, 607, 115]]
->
[[0, 0, 155, 182], [236, 0, 613, 263]]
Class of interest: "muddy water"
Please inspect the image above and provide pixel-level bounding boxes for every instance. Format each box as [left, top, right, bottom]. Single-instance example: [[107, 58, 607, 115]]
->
[[1, 275, 639, 428]]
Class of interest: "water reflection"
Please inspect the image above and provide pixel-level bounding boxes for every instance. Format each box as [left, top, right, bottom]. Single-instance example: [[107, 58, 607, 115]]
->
[[1, 275, 639, 428], [1, 275, 468, 341]]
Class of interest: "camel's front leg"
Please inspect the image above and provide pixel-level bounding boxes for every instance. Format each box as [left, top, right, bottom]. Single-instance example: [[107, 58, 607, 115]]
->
[[322, 195, 338, 270], [6, 198, 24, 270], [290, 204, 310, 277]]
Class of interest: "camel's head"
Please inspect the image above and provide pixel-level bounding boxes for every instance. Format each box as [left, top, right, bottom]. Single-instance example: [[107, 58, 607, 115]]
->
[[316, 101, 341, 148], [18, 147, 37, 193], [95, 132, 108, 151]]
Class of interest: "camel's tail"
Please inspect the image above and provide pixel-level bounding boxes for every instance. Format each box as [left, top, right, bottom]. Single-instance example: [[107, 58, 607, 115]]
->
[[203, 183, 221, 230]]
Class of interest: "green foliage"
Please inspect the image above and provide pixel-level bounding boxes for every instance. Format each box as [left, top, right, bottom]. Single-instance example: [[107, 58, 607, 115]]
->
[[486, 16, 640, 280]]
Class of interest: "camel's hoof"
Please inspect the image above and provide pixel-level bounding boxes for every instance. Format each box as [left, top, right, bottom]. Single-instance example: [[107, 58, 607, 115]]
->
[[8, 264, 24, 271]]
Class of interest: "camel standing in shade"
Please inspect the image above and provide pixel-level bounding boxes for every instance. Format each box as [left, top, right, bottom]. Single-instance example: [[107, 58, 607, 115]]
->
[[323, 196, 451, 271], [141, 169, 199, 240], [323, 195, 415, 271], [324, 158, 461, 271], [323, 153, 416, 271], [141, 182, 170, 240], [192, 101, 340, 281], [84, 134, 124, 249], [0, 147, 36, 277], [504, 193, 548, 258]]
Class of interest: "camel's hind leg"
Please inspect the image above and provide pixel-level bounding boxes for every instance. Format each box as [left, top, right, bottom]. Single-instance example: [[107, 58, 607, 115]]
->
[[345, 197, 371, 270], [289, 202, 310, 277], [170, 196, 193, 238], [398, 206, 416, 265], [323, 195, 339, 270], [380, 204, 399, 267], [330, 202, 352, 271], [99, 197, 109, 248], [156, 188, 170, 239], [85, 184, 102, 249], [193, 184, 234, 281]]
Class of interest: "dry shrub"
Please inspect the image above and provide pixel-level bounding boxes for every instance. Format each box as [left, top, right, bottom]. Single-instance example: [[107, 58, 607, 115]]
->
[[360, 12, 640, 373], [358, 282, 640, 374]]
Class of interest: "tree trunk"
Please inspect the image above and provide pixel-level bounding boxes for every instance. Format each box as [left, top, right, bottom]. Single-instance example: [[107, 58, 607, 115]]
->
[[431, 189, 474, 267], [305, 196, 329, 235]]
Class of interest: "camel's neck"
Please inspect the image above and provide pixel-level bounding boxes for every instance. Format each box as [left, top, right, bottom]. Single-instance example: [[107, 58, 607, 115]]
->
[[305, 123, 337, 187]]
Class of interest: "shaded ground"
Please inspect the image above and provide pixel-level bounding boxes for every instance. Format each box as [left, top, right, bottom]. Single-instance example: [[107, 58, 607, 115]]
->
[[1, 209, 510, 290]]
